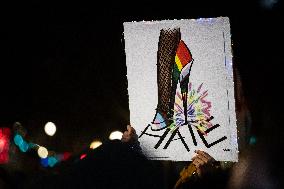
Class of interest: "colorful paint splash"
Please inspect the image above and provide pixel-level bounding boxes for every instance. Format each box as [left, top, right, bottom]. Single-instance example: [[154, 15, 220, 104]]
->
[[169, 82, 213, 134]]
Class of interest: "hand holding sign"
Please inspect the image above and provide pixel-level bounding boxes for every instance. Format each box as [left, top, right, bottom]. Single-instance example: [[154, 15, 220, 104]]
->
[[121, 125, 138, 143]]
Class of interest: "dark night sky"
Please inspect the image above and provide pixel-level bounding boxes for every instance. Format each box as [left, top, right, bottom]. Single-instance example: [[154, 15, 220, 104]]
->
[[1, 1, 283, 154]]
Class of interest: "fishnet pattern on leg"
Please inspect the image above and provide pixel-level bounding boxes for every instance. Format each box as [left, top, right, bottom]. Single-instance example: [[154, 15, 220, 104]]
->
[[156, 29, 181, 118]]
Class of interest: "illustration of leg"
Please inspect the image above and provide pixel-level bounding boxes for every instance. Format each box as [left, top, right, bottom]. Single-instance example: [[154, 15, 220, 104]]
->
[[173, 40, 194, 124], [152, 28, 181, 128]]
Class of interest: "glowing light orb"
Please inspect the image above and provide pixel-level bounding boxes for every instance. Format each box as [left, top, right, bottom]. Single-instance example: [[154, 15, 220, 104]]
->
[[44, 122, 56, 136], [0, 139, 5, 153], [48, 157, 58, 167], [37, 146, 48, 158], [80, 154, 87, 160], [19, 141, 29, 152], [14, 134, 23, 146], [109, 131, 123, 140], [249, 136, 257, 145], [90, 140, 102, 149], [40, 158, 49, 167], [62, 152, 71, 161]]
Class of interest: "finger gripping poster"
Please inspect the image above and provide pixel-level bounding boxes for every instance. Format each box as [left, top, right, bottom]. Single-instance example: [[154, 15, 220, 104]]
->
[[123, 17, 238, 161]]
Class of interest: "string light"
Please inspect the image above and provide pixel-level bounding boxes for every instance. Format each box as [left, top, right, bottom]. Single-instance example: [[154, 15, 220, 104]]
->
[[13, 129, 73, 167], [12, 122, 103, 167]]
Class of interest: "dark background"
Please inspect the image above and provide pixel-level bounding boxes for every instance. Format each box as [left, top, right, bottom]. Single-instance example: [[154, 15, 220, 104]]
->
[[1, 0, 283, 187]]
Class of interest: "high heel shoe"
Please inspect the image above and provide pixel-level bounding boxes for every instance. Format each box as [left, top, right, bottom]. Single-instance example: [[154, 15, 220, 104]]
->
[[152, 28, 193, 129]]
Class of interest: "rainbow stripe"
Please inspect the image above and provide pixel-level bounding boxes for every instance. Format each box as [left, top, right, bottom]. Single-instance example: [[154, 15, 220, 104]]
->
[[175, 40, 192, 71]]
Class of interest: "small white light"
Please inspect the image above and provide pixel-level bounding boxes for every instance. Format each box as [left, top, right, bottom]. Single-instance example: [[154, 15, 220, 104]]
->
[[90, 140, 102, 149], [44, 122, 56, 136], [109, 131, 123, 140], [37, 146, 48, 158]]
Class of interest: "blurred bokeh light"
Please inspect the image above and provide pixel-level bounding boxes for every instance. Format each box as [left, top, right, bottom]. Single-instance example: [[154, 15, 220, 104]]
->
[[90, 140, 102, 149], [37, 146, 48, 158], [44, 122, 57, 136], [109, 131, 123, 140]]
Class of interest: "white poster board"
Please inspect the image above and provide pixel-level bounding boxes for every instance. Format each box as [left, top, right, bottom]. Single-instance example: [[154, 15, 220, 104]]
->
[[123, 17, 238, 161]]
